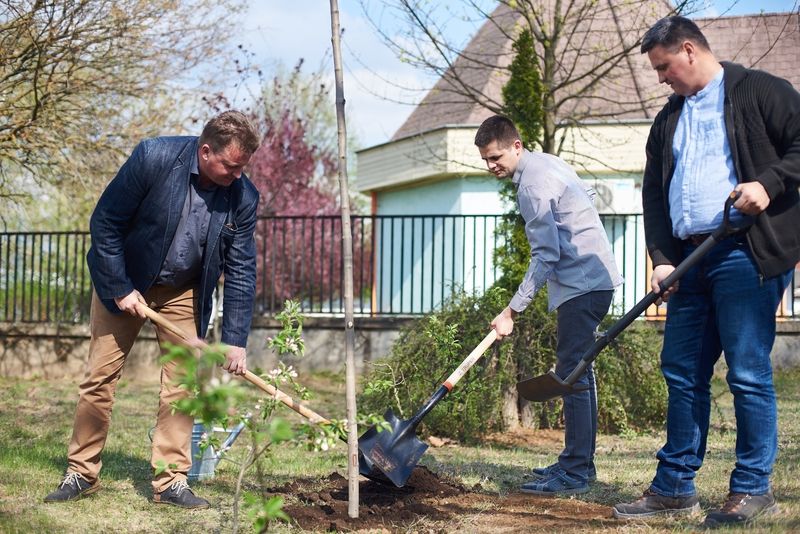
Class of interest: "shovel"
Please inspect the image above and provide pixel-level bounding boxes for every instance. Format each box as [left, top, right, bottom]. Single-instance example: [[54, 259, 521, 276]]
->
[[141, 305, 330, 424], [517, 191, 748, 402], [139, 304, 386, 479], [358, 329, 498, 487]]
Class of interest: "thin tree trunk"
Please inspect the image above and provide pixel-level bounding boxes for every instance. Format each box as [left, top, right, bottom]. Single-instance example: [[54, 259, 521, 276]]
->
[[501, 358, 520, 429], [328, 0, 359, 519]]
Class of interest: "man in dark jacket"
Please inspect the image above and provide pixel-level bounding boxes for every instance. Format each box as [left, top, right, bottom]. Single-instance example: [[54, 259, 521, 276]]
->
[[612, 16, 800, 528], [44, 110, 261, 509]]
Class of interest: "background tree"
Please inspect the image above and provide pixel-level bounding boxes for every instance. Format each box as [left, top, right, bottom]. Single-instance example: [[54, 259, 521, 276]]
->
[[241, 63, 369, 314], [0, 0, 246, 228], [246, 62, 343, 218], [493, 26, 551, 428], [495, 26, 544, 296], [501, 28, 543, 151], [363, 0, 701, 157]]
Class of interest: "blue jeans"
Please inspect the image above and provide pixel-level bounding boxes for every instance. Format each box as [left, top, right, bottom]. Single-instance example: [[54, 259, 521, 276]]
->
[[554, 290, 614, 482], [651, 236, 792, 497]]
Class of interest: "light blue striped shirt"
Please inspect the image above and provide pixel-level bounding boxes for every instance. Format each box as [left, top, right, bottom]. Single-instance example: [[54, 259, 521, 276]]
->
[[509, 150, 622, 312], [669, 69, 743, 238]]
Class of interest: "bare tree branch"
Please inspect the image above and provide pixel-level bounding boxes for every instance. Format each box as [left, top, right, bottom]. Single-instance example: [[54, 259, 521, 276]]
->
[[0, 0, 247, 227]]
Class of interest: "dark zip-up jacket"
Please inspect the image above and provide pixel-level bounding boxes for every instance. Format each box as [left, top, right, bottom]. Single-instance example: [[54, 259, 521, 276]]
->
[[87, 136, 259, 347], [642, 61, 800, 279]]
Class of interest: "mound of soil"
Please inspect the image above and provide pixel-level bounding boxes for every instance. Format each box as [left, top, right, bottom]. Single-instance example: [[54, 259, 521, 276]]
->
[[267, 466, 615, 532]]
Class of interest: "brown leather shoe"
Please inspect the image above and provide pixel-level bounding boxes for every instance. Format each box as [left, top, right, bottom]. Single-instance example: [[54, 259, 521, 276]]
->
[[613, 488, 700, 519], [702, 491, 778, 528]]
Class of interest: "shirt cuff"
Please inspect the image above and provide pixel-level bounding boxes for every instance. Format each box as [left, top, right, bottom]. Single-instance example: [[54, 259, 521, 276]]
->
[[509, 292, 531, 314]]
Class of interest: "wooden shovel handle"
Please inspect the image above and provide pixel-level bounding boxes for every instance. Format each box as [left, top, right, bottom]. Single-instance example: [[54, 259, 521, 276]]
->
[[442, 329, 498, 391], [140, 305, 330, 425]]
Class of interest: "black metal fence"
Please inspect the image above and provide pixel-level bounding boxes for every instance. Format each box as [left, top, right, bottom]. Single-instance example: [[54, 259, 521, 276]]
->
[[0, 231, 92, 323], [2, 216, 798, 323], [254, 214, 504, 315]]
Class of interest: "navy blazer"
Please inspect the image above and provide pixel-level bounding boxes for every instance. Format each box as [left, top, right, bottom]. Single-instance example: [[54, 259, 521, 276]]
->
[[87, 136, 259, 347]]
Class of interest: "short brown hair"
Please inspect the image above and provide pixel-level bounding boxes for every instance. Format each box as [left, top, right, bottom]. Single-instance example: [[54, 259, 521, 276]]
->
[[199, 110, 260, 155], [474, 115, 520, 148]]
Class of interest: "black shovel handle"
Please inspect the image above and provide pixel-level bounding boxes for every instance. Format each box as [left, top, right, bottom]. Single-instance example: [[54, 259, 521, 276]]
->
[[560, 191, 747, 387]]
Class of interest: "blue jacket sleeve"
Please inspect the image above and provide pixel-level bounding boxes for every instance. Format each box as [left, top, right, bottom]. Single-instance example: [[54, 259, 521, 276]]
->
[[88, 141, 153, 300], [220, 186, 259, 347]]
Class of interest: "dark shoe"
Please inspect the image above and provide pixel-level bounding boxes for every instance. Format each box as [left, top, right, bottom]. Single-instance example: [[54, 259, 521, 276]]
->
[[153, 480, 210, 509], [613, 488, 700, 519], [702, 491, 778, 528], [44, 472, 100, 503], [520, 468, 590, 495], [531, 462, 597, 483]]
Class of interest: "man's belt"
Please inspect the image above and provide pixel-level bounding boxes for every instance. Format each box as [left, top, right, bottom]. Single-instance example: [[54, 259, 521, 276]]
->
[[684, 229, 747, 246], [685, 233, 711, 246]]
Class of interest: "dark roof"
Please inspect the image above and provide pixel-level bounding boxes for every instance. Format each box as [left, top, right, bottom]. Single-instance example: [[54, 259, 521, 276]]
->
[[392, 6, 799, 141]]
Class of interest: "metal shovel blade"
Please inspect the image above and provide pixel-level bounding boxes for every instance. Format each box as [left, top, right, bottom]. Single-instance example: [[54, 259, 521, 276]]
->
[[357, 449, 394, 485], [357, 408, 428, 488], [358, 334, 498, 487], [516, 370, 590, 402]]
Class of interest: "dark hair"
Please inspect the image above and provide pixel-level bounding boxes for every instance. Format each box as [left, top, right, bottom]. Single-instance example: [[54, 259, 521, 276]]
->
[[640, 16, 711, 54], [199, 110, 260, 155], [474, 115, 520, 148]]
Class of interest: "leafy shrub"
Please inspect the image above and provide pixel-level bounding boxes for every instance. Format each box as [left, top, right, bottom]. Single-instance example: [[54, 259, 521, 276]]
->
[[360, 288, 667, 441], [594, 320, 667, 434], [360, 287, 513, 441]]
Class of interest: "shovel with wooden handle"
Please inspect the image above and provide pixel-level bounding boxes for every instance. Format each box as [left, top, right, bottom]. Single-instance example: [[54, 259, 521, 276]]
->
[[517, 191, 749, 402], [140, 305, 332, 424], [139, 304, 390, 480], [358, 329, 498, 487]]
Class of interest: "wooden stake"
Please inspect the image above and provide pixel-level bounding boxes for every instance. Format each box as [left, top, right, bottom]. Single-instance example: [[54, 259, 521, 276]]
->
[[328, 0, 359, 519]]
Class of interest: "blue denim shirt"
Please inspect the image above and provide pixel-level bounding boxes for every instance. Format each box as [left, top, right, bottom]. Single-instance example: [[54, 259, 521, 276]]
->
[[669, 69, 743, 238], [509, 150, 622, 312]]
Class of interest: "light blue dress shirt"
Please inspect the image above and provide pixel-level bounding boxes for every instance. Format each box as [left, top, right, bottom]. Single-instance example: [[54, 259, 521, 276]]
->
[[509, 150, 622, 312], [669, 69, 743, 239]]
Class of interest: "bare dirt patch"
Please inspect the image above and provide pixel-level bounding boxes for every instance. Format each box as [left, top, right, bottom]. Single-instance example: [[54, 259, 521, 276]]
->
[[484, 427, 566, 449], [269, 465, 615, 532]]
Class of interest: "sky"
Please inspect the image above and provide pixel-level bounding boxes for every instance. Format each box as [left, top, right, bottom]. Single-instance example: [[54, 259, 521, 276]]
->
[[236, 0, 798, 150]]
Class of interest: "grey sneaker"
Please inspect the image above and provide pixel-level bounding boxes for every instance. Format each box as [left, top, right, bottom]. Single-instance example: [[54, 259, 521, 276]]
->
[[702, 491, 778, 528], [153, 480, 210, 509], [521, 468, 590, 495], [44, 472, 100, 503], [531, 462, 597, 483], [613, 488, 700, 519]]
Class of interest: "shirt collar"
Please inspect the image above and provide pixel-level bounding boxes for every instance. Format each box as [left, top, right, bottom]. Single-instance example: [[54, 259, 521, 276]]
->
[[512, 149, 532, 186], [690, 68, 724, 102]]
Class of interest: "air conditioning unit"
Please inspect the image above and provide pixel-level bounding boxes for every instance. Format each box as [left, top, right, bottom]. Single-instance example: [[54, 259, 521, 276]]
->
[[587, 178, 642, 215]]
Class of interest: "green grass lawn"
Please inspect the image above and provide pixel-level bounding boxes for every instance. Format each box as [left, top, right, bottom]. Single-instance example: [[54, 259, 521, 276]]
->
[[1, 367, 799, 533]]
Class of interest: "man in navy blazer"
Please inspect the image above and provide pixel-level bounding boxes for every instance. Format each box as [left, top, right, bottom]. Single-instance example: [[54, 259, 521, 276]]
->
[[44, 110, 261, 508]]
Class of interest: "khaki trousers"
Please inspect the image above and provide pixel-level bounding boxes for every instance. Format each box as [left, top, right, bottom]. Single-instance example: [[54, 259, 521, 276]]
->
[[67, 285, 198, 494]]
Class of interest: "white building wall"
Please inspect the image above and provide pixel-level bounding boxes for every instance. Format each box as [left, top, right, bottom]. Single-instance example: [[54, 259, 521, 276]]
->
[[373, 176, 504, 313]]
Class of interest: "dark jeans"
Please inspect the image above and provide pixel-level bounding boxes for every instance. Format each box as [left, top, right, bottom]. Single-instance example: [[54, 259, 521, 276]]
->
[[651, 236, 792, 497], [554, 290, 614, 481]]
